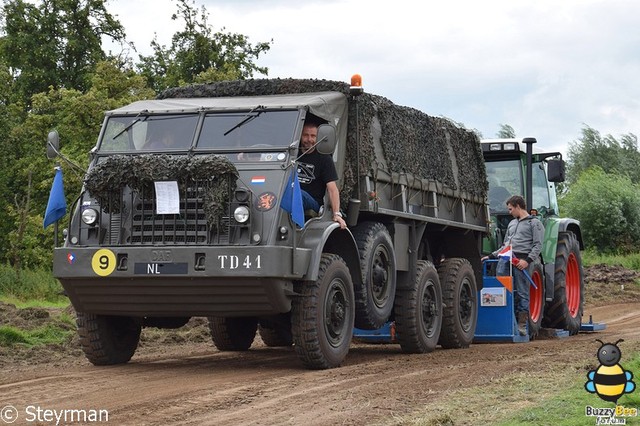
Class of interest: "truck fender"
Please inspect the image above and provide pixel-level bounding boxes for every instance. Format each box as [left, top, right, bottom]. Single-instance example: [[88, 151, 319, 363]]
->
[[298, 222, 362, 290]]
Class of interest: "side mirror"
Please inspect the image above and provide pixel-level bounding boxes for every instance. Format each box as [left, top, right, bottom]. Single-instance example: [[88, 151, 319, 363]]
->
[[316, 124, 337, 155], [547, 159, 565, 182], [46, 130, 60, 160]]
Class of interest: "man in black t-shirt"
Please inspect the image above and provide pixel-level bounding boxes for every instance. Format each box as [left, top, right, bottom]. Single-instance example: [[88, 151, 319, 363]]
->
[[297, 122, 346, 229]]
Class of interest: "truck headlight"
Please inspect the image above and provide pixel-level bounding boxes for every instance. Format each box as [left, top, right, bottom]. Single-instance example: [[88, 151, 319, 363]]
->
[[81, 208, 98, 225], [233, 205, 250, 223]]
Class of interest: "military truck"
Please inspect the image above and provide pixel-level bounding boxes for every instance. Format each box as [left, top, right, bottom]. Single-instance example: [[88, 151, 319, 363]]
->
[[51, 77, 489, 369], [482, 138, 585, 337]]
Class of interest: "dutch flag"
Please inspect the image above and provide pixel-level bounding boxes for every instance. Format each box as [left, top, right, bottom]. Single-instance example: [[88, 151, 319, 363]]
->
[[498, 245, 513, 261]]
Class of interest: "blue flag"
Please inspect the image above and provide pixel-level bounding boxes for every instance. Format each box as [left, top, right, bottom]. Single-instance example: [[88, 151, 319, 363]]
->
[[280, 168, 305, 228], [43, 167, 67, 228]]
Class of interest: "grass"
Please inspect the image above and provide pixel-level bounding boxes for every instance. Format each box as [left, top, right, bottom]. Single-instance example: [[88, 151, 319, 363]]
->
[[582, 250, 640, 270], [0, 322, 75, 347], [0, 264, 66, 303], [382, 352, 640, 426]]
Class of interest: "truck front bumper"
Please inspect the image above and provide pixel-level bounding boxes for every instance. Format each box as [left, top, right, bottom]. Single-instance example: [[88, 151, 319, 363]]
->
[[53, 245, 311, 317]]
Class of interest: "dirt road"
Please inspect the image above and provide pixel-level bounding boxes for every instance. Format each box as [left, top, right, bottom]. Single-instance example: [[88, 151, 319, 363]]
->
[[1, 300, 639, 426]]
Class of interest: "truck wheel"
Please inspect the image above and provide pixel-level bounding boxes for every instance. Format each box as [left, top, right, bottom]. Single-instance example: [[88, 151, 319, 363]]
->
[[543, 231, 584, 335], [291, 253, 354, 369], [76, 312, 141, 365], [352, 222, 397, 329], [258, 316, 293, 347], [437, 258, 478, 349], [207, 317, 257, 351], [394, 260, 443, 353], [528, 260, 545, 339]]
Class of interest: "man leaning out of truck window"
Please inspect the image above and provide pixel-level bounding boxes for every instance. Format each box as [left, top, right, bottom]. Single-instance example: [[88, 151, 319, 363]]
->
[[296, 121, 346, 229]]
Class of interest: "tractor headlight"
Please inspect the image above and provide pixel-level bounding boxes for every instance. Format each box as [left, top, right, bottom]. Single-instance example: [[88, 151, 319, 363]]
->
[[233, 205, 250, 223], [81, 208, 98, 225]]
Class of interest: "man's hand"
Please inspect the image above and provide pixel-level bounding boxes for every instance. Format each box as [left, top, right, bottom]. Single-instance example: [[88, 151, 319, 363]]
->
[[515, 259, 529, 270], [333, 214, 346, 229]]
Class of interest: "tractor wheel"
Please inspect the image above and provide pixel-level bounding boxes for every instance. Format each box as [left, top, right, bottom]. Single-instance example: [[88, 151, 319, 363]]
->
[[291, 253, 354, 369], [207, 317, 258, 351], [528, 260, 545, 339], [394, 260, 443, 353], [258, 315, 293, 347], [543, 232, 584, 335], [437, 258, 478, 349], [351, 222, 397, 329], [76, 312, 141, 365]]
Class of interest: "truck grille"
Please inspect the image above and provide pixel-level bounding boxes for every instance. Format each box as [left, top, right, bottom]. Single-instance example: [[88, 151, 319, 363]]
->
[[88, 176, 249, 246], [130, 186, 229, 244]]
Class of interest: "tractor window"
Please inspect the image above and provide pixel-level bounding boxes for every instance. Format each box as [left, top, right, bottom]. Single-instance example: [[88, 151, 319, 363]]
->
[[486, 160, 522, 212], [531, 162, 551, 212]]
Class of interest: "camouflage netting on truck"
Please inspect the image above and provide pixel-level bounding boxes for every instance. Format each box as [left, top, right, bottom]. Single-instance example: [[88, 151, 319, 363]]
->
[[84, 154, 237, 225], [160, 79, 487, 199]]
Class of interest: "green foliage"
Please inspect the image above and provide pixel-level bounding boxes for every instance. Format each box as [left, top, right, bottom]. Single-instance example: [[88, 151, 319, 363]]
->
[[561, 167, 640, 253], [567, 125, 640, 185], [137, 0, 271, 92], [0, 0, 128, 104], [0, 264, 65, 302]]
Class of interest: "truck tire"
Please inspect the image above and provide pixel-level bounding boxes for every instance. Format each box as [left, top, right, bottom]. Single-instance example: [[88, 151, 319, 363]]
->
[[291, 253, 354, 369], [258, 316, 293, 347], [207, 317, 257, 351], [528, 260, 545, 339], [394, 260, 443, 353], [437, 258, 477, 349], [543, 231, 584, 335], [76, 312, 141, 365], [352, 222, 397, 329]]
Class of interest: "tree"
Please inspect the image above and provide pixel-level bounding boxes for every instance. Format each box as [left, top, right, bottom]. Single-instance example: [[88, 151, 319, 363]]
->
[[561, 166, 640, 253], [566, 125, 640, 185], [1, 60, 153, 268], [137, 0, 271, 92], [0, 0, 128, 104], [496, 124, 515, 138]]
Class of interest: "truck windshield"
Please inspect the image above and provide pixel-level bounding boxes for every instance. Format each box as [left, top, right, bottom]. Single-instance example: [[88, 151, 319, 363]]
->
[[197, 110, 298, 150], [99, 115, 199, 151]]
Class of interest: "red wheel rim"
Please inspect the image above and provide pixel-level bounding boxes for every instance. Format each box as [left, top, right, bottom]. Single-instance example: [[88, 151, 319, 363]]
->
[[530, 269, 543, 322], [566, 253, 581, 317]]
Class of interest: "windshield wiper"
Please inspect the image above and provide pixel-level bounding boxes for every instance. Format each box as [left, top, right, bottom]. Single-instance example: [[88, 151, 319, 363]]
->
[[223, 105, 266, 136], [112, 111, 149, 140]]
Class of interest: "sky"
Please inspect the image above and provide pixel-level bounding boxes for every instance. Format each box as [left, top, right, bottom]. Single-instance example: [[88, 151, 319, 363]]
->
[[104, 0, 640, 156]]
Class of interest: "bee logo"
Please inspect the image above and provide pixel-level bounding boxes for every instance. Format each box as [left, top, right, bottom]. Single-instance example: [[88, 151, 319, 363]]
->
[[585, 339, 636, 403]]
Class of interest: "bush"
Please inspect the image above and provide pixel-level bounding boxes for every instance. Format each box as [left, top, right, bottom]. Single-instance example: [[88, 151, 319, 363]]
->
[[561, 167, 640, 253]]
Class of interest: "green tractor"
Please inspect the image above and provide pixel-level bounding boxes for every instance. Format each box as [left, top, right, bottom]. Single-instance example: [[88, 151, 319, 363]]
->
[[482, 137, 585, 337]]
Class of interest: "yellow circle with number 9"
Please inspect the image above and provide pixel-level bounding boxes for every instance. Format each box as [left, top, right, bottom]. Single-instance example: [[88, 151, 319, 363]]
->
[[91, 249, 116, 276]]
